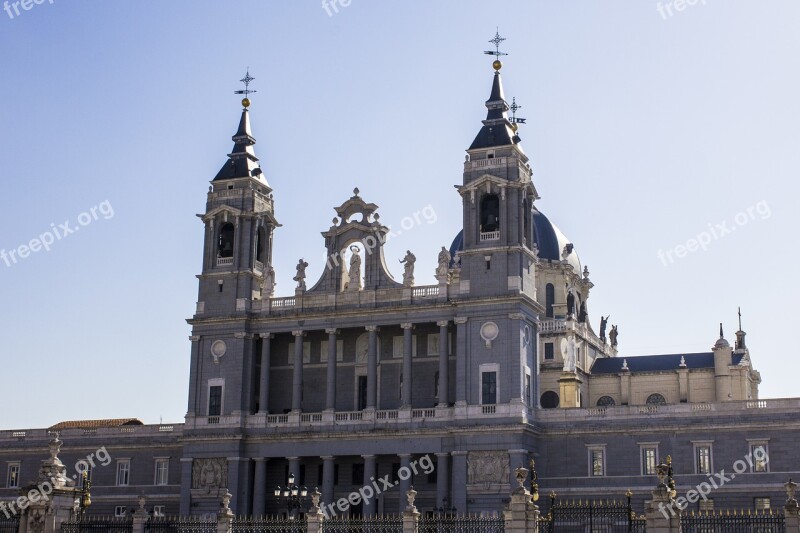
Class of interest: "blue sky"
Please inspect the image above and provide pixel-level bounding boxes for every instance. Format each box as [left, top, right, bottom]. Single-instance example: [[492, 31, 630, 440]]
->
[[1, 1, 798, 429]]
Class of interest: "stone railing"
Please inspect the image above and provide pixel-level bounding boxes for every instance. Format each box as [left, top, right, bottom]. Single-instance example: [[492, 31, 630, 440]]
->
[[0, 423, 183, 442]]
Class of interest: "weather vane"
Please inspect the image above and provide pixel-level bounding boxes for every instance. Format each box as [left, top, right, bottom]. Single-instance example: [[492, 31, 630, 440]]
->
[[235, 68, 257, 108], [509, 97, 526, 126], [484, 29, 508, 71]]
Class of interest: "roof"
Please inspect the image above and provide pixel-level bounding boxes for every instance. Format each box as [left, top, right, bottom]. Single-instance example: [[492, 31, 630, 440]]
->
[[48, 418, 144, 430], [213, 108, 264, 182], [532, 208, 581, 273], [468, 71, 521, 150], [591, 352, 745, 374]]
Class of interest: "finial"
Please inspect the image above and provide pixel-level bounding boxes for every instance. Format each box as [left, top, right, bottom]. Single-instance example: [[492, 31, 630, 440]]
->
[[509, 97, 526, 129], [235, 68, 257, 109], [719, 322, 724, 339], [484, 28, 508, 71], [738, 307, 743, 331], [353, 187, 360, 197]]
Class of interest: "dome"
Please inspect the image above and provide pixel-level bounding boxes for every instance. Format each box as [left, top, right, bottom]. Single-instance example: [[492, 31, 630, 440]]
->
[[447, 208, 582, 273], [531, 208, 581, 273]]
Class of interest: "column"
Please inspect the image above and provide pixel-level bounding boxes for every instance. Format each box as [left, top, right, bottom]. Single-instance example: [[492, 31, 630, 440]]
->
[[292, 331, 304, 412], [322, 456, 336, 508], [258, 334, 272, 414], [252, 458, 268, 516], [366, 326, 378, 409], [363, 455, 377, 516], [454, 318, 468, 406], [227, 457, 243, 515], [187, 336, 201, 416], [288, 457, 301, 481], [437, 321, 449, 407], [451, 451, 467, 513], [398, 454, 412, 513], [435, 453, 450, 510], [401, 324, 413, 407], [179, 457, 193, 516], [325, 329, 338, 411]]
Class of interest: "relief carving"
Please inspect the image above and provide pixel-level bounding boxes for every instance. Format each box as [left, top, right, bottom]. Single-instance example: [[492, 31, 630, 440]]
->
[[467, 451, 509, 484], [191, 458, 228, 494]]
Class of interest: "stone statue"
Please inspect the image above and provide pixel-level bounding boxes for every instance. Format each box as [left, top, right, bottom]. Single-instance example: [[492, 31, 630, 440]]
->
[[347, 246, 362, 291], [399, 250, 416, 287], [436, 246, 451, 282], [562, 335, 579, 372], [566, 288, 576, 317], [599, 315, 609, 342], [609, 325, 619, 347], [578, 301, 588, 323], [293, 259, 308, 291], [260, 263, 276, 298]]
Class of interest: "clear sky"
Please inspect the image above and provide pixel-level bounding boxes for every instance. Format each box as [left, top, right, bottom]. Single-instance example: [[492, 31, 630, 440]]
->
[[1, 1, 798, 429]]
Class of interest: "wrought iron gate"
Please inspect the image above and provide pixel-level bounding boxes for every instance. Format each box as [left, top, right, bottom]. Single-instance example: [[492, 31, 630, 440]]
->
[[538, 494, 646, 533]]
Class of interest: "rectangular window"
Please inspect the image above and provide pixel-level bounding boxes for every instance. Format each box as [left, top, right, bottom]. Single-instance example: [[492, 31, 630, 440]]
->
[[749, 443, 769, 472], [695, 445, 712, 475], [154, 459, 169, 486], [589, 447, 605, 477], [115, 506, 127, 518], [641, 447, 658, 476], [525, 373, 532, 405], [117, 460, 131, 486], [208, 385, 222, 417], [754, 497, 771, 510], [351, 463, 364, 486], [544, 343, 554, 360], [153, 505, 166, 517], [7, 463, 20, 488], [481, 371, 497, 405]]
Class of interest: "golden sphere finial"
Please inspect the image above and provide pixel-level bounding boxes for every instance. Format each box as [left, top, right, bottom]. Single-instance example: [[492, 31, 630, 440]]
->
[[493, 60, 503, 71], [242, 97, 251, 108], [511, 123, 518, 132]]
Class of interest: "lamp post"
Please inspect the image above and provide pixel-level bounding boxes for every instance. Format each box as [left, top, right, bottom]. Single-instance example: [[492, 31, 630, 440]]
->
[[75, 471, 92, 518], [274, 473, 308, 519], [437, 496, 456, 514]]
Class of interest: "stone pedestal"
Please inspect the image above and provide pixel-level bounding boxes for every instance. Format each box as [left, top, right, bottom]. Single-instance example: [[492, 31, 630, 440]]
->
[[558, 372, 583, 408], [503, 487, 540, 533], [645, 486, 681, 533], [785, 500, 800, 532]]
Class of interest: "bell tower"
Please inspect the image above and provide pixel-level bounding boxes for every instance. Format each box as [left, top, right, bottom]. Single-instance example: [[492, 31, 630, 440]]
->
[[196, 71, 280, 315], [456, 32, 539, 299]]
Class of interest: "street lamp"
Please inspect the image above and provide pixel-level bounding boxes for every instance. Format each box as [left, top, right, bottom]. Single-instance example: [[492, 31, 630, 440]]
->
[[274, 473, 308, 519]]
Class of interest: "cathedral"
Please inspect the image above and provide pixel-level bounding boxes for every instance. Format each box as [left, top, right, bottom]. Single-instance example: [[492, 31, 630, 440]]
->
[[0, 47, 795, 519]]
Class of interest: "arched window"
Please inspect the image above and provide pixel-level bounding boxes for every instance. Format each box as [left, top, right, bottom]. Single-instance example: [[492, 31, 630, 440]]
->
[[522, 198, 530, 247], [480, 194, 500, 233], [255, 227, 266, 264], [218, 223, 235, 258], [646, 393, 667, 406], [540, 391, 559, 409], [545, 284, 555, 318], [597, 396, 616, 407]]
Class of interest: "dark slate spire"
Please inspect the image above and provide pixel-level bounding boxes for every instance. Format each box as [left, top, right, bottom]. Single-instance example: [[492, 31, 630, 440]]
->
[[214, 71, 266, 182], [468, 62, 522, 150]]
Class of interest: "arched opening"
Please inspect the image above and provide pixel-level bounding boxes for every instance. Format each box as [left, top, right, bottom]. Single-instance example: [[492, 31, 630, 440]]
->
[[523, 198, 530, 247], [217, 223, 235, 258], [480, 194, 500, 233], [255, 227, 266, 265], [646, 393, 667, 406], [597, 396, 616, 407], [540, 391, 559, 409], [545, 284, 555, 318]]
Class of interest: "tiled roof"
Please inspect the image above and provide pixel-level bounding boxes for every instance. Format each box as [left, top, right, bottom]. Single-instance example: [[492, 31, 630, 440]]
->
[[48, 418, 143, 430]]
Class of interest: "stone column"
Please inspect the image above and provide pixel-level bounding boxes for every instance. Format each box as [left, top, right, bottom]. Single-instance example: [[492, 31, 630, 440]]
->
[[454, 318, 468, 407], [366, 326, 378, 409], [645, 486, 681, 533], [288, 457, 301, 482], [187, 336, 201, 416], [325, 329, 338, 411], [435, 453, 450, 510], [437, 321, 449, 407], [397, 454, 412, 513], [258, 334, 272, 414], [292, 331, 304, 412], [179, 457, 193, 516], [401, 324, 413, 408], [322, 456, 336, 509], [362, 455, 377, 516], [451, 451, 468, 513], [226, 457, 244, 516], [252, 458, 268, 516]]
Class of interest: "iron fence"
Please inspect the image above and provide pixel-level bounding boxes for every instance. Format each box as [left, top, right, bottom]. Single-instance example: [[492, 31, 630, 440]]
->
[[60, 515, 133, 533], [231, 515, 307, 533], [418, 513, 504, 533], [538, 498, 645, 533], [0, 516, 19, 533], [146, 515, 217, 533], [323, 514, 403, 533], [681, 509, 785, 532]]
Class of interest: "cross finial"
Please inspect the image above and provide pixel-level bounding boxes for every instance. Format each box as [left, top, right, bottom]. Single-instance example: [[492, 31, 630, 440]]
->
[[509, 97, 526, 126], [485, 29, 508, 59], [235, 68, 257, 108]]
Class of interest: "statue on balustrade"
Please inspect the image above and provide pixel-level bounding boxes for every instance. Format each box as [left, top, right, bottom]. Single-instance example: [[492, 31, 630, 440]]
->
[[294, 258, 309, 291], [436, 246, 451, 283], [400, 250, 416, 287]]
